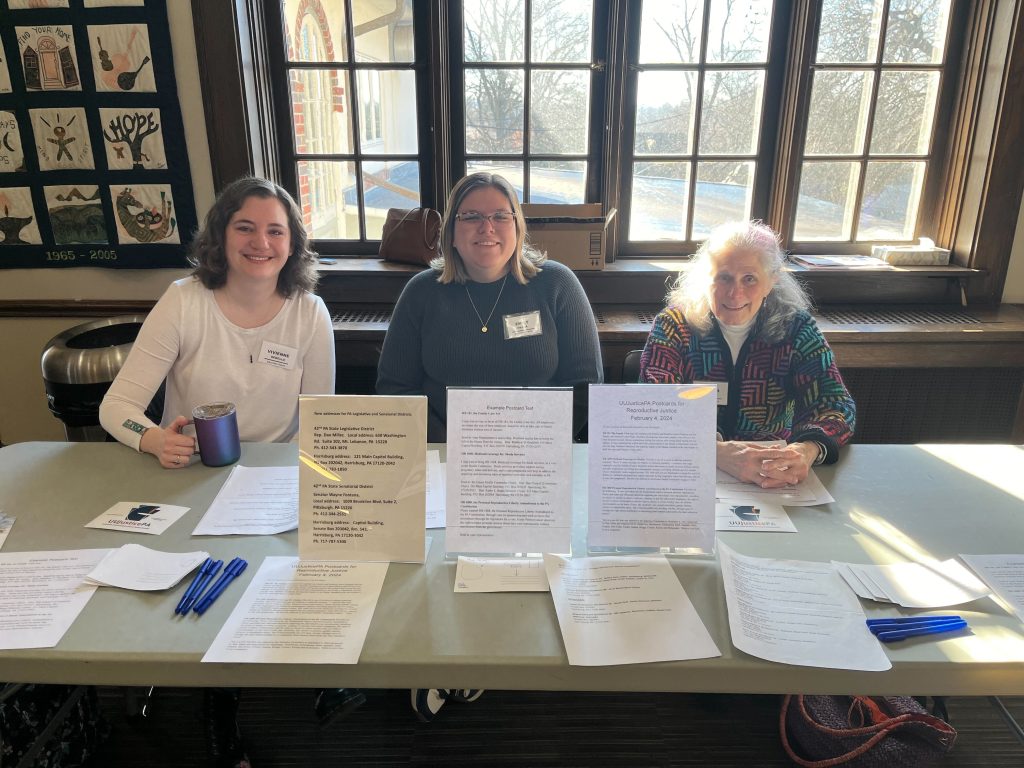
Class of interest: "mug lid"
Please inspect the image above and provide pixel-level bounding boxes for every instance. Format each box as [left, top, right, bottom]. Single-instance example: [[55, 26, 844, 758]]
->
[[192, 402, 236, 419]]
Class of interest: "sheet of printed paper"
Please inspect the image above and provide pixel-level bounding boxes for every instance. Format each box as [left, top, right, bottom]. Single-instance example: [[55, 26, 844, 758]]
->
[[202, 556, 389, 664], [715, 502, 795, 532], [84, 544, 209, 591], [426, 450, 445, 529], [711, 440, 833, 506], [718, 542, 891, 671], [86, 501, 189, 535], [299, 395, 426, 562], [192, 465, 298, 535], [587, 384, 716, 550], [961, 554, 1024, 621], [446, 388, 573, 555], [0, 513, 14, 550], [832, 558, 990, 608], [0, 549, 110, 650], [544, 554, 720, 666], [715, 467, 834, 506], [455, 556, 548, 592]]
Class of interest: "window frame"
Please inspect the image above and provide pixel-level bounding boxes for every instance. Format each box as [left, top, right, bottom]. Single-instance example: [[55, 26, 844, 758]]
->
[[448, 0, 610, 205], [194, 0, 1024, 305], [262, 0, 437, 253], [610, 0, 793, 256], [776, 0, 970, 254]]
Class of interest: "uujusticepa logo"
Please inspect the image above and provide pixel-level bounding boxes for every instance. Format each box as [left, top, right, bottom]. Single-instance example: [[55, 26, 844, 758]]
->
[[126, 504, 160, 521]]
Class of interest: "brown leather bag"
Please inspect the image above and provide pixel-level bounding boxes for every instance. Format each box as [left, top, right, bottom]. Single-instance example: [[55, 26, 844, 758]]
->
[[379, 207, 442, 266]]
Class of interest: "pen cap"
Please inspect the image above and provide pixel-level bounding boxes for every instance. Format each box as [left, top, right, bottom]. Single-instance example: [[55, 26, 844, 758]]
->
[[193, 402, 241, 467]]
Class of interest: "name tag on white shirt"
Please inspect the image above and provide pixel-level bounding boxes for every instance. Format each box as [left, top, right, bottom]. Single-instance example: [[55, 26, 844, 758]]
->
[[258, 340, 298, 370], [695, 381, 728, 405], [503, 311, 542, 339]]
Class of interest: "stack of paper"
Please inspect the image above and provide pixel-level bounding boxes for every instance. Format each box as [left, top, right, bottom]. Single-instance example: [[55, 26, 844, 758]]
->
[[959, 554, 1024, 620], [719, 543, 890, 671], [713, 442, 834, 508], [544, 554, 720, 666], [833, 558, 990, 609], [790, 254, 893, 269], [193, 465, 298, 535], [1, 549, 110, 649], [84, 544, 210, 591], [202, 557, 388, 664], [716, 467, 834, 507]]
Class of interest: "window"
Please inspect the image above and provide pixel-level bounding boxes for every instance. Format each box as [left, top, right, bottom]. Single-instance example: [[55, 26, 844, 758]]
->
[[198, 0, 1023, 302], [274, 0, 421, 244], [458, 0, 599, 203], [267, 0, 959, 253], [622, 0, 776, 249], [791, 0, 954, 245]]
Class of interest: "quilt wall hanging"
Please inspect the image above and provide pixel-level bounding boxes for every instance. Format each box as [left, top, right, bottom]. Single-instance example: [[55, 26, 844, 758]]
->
[[0, 0, 197, 268]]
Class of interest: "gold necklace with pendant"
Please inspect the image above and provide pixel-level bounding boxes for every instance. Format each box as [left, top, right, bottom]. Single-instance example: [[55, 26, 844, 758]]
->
[[464, 273, 508, 333]]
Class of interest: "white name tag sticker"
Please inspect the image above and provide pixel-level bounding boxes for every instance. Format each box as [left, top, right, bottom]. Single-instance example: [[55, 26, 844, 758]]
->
[[694, 381, 728, 405], [257, 340, 298, 370], [503, 311, 542, 339]]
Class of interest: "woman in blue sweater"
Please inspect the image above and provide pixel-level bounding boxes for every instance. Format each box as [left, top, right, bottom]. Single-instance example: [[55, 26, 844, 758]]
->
[[377, 172, 603, 442], [377, 172, 603, 720]]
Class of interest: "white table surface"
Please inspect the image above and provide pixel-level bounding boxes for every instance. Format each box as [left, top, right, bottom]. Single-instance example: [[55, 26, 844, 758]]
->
[[1, 441, 1023, 695]]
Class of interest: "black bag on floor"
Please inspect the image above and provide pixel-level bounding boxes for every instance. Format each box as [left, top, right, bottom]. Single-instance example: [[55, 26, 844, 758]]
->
[[780, 694, 956, 767], [1, 684, 108, 768]]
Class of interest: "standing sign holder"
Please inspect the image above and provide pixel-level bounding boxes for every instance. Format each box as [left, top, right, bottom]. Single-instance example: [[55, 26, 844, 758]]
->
[[298, 394, 427, 563], [586, 383, 717, 557], [444, 387, 574, 560]]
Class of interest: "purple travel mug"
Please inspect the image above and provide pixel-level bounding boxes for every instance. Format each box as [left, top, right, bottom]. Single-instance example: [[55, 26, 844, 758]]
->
[[192, 402, 241, 467]]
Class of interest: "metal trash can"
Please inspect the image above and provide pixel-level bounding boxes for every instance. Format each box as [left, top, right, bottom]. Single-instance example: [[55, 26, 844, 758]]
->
[[41, 315, 146, 441]]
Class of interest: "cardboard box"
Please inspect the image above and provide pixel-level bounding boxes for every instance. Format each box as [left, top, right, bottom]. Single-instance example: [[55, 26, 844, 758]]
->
[[521, 203, 616, 270]]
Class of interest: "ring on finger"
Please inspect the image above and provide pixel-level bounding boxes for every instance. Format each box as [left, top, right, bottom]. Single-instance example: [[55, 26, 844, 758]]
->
[[173, 456, 180, 465]]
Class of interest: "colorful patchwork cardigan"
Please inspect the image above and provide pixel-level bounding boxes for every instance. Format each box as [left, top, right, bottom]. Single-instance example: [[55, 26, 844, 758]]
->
[[639, 308, 855, 463]]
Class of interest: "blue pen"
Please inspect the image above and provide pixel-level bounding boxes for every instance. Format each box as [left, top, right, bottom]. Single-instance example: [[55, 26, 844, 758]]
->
[[174, 557, 218, 615], [868, 618, 962, 638], [876, 619, 968, 643], [867, 618, 965, 635], [194, 557, 248, 615], [866, 615, 961, 627], [178, 558, 223, 615]]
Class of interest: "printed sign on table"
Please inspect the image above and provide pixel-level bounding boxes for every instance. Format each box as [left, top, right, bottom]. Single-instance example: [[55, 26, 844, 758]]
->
[[445, 388, 573, 556], [588, 384, 717, 552], [299, 395, 427, 562]]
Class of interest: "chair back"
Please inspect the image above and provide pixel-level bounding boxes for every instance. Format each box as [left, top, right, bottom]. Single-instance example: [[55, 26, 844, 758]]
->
[[621, 349, 644, 383]]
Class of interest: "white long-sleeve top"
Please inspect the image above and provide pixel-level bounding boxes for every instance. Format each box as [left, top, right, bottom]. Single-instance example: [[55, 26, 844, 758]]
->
[[100, 277, 336, 449]]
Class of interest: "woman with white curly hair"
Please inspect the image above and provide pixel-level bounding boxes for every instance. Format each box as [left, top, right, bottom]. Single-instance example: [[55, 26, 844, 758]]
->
[[640, 220, 855, 488]]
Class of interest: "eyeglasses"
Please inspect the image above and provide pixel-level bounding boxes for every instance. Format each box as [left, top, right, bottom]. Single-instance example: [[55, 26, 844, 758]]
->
[[454, 211, 517, 225]]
